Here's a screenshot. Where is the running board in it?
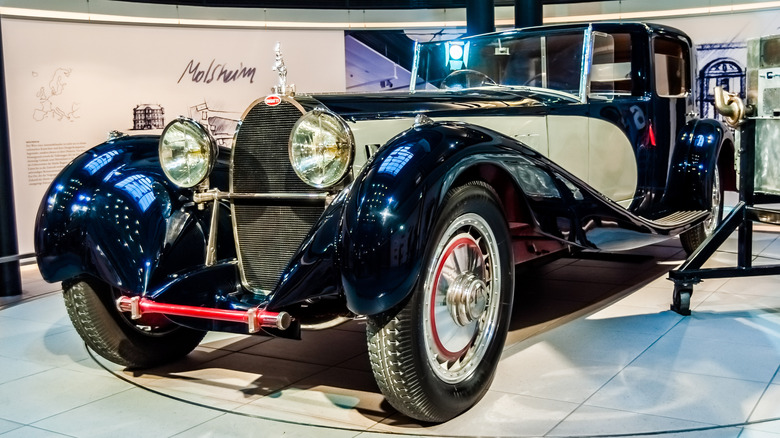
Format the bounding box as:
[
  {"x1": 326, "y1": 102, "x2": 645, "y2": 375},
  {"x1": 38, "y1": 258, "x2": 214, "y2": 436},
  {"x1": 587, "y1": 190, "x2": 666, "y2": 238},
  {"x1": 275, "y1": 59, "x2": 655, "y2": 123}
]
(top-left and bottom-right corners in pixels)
[
  {"x1": 643, "y1": 210, "x2": 708, "y2": 228},
  {"x1": 116, "y1": 296, "x2": 292, "y2": 333}
]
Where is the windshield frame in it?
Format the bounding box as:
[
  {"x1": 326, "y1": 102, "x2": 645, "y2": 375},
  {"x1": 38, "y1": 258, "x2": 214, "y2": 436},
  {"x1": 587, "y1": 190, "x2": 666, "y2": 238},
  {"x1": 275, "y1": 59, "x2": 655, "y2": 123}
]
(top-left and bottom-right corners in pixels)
[{"x1": 410, "y1": 24, "x2": 596, "y2": 103}]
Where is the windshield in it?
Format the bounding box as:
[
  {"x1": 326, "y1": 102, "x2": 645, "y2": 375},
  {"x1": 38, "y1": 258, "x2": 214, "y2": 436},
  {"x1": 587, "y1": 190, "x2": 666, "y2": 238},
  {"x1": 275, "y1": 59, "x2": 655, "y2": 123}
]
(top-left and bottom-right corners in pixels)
[{"x1": 411, "y1": 28, "x2": 590, "y2": 98}]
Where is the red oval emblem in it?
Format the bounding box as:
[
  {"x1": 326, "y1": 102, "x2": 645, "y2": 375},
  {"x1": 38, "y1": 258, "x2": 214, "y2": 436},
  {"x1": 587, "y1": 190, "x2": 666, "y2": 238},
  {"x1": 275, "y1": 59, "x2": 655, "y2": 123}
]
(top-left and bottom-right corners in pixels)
[{"x1": 265, "y1": 95, "x2": 282, "y2": 106}]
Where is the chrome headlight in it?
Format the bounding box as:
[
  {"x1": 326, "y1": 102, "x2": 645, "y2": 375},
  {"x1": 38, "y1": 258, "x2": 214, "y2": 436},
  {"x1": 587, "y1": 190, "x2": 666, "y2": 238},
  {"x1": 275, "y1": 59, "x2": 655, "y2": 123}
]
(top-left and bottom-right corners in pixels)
[
  {"x1": 159, "y1": 118, "x2": 217, "y2": 188},
  {"x1": 289, "y1": 109, "x2": 354, "y2": 189}
]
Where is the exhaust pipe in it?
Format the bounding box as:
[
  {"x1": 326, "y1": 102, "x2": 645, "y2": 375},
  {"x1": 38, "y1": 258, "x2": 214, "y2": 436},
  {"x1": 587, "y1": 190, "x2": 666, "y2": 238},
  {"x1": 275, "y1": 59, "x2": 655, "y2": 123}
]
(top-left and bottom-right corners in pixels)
[{"x1": 116, "y1": 296, "x2": 292, "y2": 333}]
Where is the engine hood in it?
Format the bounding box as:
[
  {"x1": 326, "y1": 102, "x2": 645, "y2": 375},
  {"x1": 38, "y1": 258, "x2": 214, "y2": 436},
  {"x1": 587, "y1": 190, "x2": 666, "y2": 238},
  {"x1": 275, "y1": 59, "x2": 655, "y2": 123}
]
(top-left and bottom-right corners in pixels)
[{"x1": 305, "y1": 88, "x2": 575, "y2": 121}]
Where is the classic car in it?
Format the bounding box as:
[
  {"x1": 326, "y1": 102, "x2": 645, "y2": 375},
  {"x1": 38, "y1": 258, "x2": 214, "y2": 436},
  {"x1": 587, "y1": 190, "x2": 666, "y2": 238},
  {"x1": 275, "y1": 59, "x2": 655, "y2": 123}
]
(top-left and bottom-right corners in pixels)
[{"x1": 35, "y1": 22, "x2": 735, "y2": 422}]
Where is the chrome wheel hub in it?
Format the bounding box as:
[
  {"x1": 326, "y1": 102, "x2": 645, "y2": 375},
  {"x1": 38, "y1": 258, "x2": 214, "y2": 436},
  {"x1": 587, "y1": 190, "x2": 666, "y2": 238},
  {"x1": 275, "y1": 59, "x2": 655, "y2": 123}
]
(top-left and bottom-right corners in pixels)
[{"x1": 447, "y1": 272, "x2": 488, "y2": 326}]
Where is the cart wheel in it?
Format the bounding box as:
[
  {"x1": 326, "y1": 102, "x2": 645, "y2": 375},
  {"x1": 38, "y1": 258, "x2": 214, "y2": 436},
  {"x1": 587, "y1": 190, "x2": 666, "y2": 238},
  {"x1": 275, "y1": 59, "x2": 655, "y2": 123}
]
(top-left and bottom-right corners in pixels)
[
  {"x1": 367, "y1": 181, "x2": 513, "y2": 422},
  {"x1": 63, "y1": 277, "x2": 206, "y2": 368},
  {"x1": 671, "y1": 283, "x2": 693, "y2": 316},
  {"x1": 681, "y1": 164, "x2": 723, "y2": 255}
]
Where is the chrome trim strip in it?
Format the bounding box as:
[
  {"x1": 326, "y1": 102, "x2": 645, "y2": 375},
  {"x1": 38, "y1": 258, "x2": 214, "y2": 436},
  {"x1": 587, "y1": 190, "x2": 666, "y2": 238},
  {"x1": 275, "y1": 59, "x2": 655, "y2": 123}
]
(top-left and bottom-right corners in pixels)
[
  {"x1": 205, "y1": 195, "x2": 220, "y2": 267},
  {"x1": 195, "y1": 190, "x2": 328, "y2": 203},
  {"x1": 580, "y1": 25, "x2": 594, "y2": 104},
  {"x1": 410, "y1": 41, "x2": 421, "y2": 93}
]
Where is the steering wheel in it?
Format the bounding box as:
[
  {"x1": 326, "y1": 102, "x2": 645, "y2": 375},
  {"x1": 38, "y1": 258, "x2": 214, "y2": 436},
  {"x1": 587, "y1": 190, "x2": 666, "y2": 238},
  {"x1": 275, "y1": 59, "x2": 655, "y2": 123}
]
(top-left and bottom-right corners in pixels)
[{"x1": 442, "y1": 70, "x2": 497, "y2": 90}]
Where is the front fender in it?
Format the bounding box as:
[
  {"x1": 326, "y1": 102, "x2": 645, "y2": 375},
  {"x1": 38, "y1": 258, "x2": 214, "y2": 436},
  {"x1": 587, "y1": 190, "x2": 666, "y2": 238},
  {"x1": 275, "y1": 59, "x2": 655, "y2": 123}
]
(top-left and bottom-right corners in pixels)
[
  {"x1": 34, "y1": 136, "x2": 211, "y2": 294},
  {"x1": 340, "y1": 122, "x2": 515, "y2": 315},
  {"x1": 665, "y1": 119, "x2": 732, "y2": 211}
]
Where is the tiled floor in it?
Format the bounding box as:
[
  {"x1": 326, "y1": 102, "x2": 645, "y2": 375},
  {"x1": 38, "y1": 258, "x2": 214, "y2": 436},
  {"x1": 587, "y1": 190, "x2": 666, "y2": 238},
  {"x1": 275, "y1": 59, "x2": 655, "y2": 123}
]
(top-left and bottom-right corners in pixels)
[{"x1": 1, "y1": 229, "x2": 779, "y2": 437}]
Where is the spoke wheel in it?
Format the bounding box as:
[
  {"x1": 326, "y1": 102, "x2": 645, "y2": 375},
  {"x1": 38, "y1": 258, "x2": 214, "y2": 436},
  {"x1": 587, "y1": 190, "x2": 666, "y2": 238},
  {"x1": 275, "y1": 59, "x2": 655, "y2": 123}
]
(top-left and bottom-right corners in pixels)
[
  {"x1": 367, "y1": 181, "x2": 513, "y2": 422},
  {"x1": 64, "y1": 277, "x2": 206, "y2": 368},
  {"x1": 681, "y1": 164, "x2": 723, "y2": 255}
]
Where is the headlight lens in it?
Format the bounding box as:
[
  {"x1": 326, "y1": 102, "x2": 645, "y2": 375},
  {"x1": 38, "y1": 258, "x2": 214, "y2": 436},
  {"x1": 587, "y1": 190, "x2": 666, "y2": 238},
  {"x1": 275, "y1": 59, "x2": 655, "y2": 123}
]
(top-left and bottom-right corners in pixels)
[
  {"x1": 159, "y1": 118, "x2": 216, "y2": 188},
  {"x1": 289, "y1": 109, "x2": 354, "y2": 188}
]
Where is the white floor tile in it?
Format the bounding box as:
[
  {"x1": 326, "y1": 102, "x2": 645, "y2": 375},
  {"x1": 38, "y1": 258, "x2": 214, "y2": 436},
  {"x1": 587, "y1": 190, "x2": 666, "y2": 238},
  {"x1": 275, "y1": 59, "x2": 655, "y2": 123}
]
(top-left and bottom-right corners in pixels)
[
  {"x1": 141, "y1": 352, "x2": 327, "y2": 403},
  {"x1": 172, "y1": 412, "x2": 361, "y2": 438},
  {"x1": 493, "y1": 342, "x2": 624, "y2": 403},
  {"x1": 665, "y1": 311, "x2": 780, "y2": 349},
  {"x1": 715, "y1": 276, "x2": 780, "y2": 298},
  {"x1": 0, "y1": 356, "x2": 52, "y2": 385},
  {"x1": 526, "y1": 319, "x2": 661, "y2": 366},
  {"x1": 0, "y1": 327, "x2": 90, "y2": 367},
  {"x1": 718, "y1": 231, "x2": 776, "y2": 255},
  {"x1": 585, "y1": 366, "x2": 767, "y2": 425},
  {"x1": 0, "y1": 316, "x2": 70, "y2": 342},
  {"x1": 739, "y1": 429, "x2": 780, "y2": 438},
  {"x1": 745, "y1": 384, "x2": 780, "y2": 435},
  {"x1": 579, "y1": 304, "x2": 685, "y2": 336},
  {"x1": 0, "y1": 426, "x2": 74, "y2": 438},
  {"x1": 0, "y1": 368, "x2": 132, "y2": 424},
  {"x1": 630, "y1": 333, "x2": 780, "y2": 383},
  {"x1": 34, "y1": 388, "x2": 224, "y2": 438},
  {"x1": 241, "y1": 367, "x2": 388, "y2": 427},
  {"x1": 548, "y1": 405, "x2": 741, "y2": 437},
  {"x1": 0, "y1": 418, "x2": 22, "y2": 435},
  {"x1": 376, "y1": 391, "x2": 579, "y2": 437},
  {"x1": 0, "y1": 295, "x2": 69, "y2": 327}
]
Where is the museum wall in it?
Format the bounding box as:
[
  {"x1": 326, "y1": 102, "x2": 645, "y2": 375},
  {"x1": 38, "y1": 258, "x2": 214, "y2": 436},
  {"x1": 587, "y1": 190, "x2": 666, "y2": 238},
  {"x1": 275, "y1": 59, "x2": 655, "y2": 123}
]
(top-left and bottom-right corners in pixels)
[{"x1": 1, "y1": 17, "x2": 346, "y2": 254}]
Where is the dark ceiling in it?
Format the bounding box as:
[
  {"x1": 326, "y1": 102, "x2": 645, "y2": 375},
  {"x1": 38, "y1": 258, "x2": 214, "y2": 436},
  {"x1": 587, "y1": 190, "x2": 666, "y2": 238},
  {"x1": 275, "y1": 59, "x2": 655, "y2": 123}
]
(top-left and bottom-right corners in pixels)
[{"x1": 117, "y1": 0, "x2": 606, "y2": 10}]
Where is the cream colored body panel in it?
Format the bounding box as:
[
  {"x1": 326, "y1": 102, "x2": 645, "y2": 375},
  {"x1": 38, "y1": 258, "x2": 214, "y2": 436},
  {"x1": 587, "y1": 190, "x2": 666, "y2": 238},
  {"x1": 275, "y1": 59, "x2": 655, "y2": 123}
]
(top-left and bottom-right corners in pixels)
[{"x1": 348, "y1": 113, "x2": 637, "y2": 206}]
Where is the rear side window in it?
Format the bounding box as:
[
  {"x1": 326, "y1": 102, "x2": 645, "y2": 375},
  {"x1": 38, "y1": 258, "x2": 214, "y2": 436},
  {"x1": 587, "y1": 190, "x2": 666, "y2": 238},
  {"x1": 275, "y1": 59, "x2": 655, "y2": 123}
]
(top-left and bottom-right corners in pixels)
[
  {"x1": 654, "y1": 37, "x2": 691, "y2": 97},
  {"x1": 590, "y1": 32, "x2": 634, "y2": 97}
]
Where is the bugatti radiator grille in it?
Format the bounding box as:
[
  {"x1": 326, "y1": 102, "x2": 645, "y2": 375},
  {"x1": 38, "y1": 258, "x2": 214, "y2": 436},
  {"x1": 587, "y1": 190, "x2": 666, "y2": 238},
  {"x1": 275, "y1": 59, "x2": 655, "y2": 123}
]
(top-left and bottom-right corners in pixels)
[{"x1": 231, "y1": 100, "x2": 323, "y2": 292}]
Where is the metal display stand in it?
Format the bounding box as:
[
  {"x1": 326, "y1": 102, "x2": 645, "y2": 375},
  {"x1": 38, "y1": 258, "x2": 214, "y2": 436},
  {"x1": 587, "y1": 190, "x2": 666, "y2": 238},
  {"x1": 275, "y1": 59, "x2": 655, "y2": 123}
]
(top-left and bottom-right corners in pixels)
[{"x1": 669, "y1": 117, "x2": 780, "y2": 315}]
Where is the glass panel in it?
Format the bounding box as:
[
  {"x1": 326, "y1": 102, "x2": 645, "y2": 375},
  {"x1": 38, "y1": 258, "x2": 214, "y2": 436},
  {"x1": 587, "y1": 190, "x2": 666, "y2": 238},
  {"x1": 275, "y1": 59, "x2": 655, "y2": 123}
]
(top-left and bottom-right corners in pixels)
[
  {"x1": 589, "y1": 33, "x2": 635, "y2": 97},
  {"x1": 654, "y1": 37, "x2": 690, "y2": 97},
  {"x1": 412, "y1": 29, "x2": 586, "y2": 98}
]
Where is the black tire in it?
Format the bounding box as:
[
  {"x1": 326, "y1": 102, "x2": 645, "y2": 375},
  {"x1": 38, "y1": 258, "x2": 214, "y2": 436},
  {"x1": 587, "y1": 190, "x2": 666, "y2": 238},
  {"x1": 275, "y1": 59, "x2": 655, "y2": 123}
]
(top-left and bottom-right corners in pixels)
[
  {"x1": 681, "y1": 164, "x2": 723, "y2": 255},
  {"x1": 63, "y1": 278, "x2": 206, "y2": 368},
  {"x1": 367, "y1": 181, "x2": 514, "y2": 422}
]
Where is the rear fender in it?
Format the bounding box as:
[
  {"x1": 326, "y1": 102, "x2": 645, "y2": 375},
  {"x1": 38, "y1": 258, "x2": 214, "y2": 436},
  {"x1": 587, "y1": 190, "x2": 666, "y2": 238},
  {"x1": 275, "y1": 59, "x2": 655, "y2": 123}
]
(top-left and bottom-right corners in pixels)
[{"x1": 665, "y1": 119, "x2": 733, "y2": 211}]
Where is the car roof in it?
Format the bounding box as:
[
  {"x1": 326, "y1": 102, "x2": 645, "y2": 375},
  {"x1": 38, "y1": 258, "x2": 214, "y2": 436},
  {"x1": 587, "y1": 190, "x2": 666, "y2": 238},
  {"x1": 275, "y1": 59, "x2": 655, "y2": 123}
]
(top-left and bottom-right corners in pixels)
[{"x1": 454, "y1": 21, "x2": 691, "y2": 46}]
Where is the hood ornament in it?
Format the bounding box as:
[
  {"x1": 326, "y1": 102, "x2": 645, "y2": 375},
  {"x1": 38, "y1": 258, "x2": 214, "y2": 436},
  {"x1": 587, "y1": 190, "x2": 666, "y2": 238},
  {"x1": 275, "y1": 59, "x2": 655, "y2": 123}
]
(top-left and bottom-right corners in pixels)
[{"x1": 271, "y1": 42, "x2": 295, "y2": 96}]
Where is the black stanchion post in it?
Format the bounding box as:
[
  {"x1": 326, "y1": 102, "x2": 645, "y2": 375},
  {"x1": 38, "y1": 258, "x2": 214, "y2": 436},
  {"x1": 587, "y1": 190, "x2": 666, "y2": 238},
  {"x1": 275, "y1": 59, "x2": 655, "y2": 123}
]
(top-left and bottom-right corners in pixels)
[
  {"x1": 0, "y1": 18, "x2": 23, "y2": 297},
  {"x1": 466, "y1": 0, "x2": 495, "y2": 37},
  {"x1": 515, "y1": 0, "x2": 543, "y2": 28}
]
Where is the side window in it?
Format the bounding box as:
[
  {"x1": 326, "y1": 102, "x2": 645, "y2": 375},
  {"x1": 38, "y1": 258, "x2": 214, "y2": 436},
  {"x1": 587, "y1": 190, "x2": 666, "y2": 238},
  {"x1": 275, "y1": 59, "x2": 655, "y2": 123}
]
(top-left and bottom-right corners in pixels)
[
  {"x1": 654, "y1": 37, "x2": 691, "y2": 97},
  {"x1": 590, "y1": 32, "x2": 634, "y2": 97}
]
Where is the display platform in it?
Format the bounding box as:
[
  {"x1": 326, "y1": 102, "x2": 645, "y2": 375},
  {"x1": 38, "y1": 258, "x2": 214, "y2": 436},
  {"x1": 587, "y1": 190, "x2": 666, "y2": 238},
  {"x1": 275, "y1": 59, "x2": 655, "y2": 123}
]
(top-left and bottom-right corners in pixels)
[{"x1": 1, "y1": 230, "x2": 779, "y2": 437}]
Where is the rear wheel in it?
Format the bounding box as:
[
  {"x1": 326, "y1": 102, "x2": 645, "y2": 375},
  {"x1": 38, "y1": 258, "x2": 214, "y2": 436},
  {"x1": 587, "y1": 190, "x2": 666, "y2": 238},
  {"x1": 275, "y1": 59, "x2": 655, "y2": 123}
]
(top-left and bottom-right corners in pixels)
[
  {"x1": 367, "y1": 182, "x2": 513, "y2": 422},
  {"x1": 681, "y1": 165, "x2": 723, "y2": 255},
  {"x1": 63, "y1": 278, "x2": 206, "y2": 368}
]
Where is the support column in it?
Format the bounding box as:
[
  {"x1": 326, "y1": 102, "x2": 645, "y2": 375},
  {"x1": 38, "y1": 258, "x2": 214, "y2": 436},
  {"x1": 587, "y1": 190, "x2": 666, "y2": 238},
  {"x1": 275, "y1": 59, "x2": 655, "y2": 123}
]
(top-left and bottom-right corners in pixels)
[
  {"x1": 0, "y1": 18, "x2": 22, "y2": 297},
  {"x1": 515, "y1": 0, "x2": 543, "y2": 28},
  {"x1": 466, "y1": 0, "x2": 495, "y2": 36}
]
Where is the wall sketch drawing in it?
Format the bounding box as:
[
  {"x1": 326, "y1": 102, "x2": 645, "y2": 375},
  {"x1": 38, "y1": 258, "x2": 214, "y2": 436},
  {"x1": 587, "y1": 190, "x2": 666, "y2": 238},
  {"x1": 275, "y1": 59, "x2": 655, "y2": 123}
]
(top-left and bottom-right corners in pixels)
[
  {"x1": 696, "y1": 43, "x2": 747, "y2": 120},
  {"x1": 33, "y1": 68, "x2": 80, "y2": 122},
  {"x1": 133, "y1": 104, "x2": 165, "y2": 130},
  {"x1": 189, "y1": 102, "x2": 241, "y2": 148}
]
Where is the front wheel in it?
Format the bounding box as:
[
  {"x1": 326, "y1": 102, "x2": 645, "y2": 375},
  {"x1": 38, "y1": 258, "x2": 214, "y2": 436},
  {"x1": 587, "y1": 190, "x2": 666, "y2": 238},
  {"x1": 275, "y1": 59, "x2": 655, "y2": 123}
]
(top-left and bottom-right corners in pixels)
[
  {"x1": 367, "y1": 181, "x2": 513, "y2": 422},
  {"x1": 63, "y1": 278, "x2": 206, "y2": 368},
  {"x1": 681, "y1": 164, "x2": 723, "y2": 255}
]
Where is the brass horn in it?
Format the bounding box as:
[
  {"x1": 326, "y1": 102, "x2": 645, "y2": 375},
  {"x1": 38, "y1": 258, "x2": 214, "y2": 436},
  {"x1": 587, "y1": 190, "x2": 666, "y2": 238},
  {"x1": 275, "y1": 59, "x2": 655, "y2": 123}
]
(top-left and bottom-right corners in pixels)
[{"x1": 713, "y1": 86, "x2": 745, "y2": 128}]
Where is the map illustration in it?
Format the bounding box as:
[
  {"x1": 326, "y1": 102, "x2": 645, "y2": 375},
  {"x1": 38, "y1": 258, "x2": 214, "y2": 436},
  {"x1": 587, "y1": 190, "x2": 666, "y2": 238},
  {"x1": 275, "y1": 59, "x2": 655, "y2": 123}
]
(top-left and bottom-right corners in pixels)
[{"x1": 33, "y1": 68, "x2": 80, "y2": 122}]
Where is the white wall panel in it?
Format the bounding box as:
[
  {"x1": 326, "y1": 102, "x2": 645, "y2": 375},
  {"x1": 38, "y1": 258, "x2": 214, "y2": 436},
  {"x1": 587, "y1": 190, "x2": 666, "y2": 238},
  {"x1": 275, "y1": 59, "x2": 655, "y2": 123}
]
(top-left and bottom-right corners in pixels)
[{"x1": 1, "y1": 17, "x2": 345, "y2": 254}]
